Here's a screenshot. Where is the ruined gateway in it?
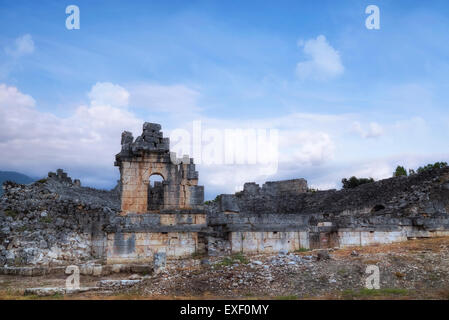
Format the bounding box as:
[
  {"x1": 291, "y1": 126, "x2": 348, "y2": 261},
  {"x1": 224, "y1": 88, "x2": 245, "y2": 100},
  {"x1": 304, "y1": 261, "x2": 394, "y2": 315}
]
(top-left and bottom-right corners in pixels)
[{"x1": 1, "y1": 122, "x2": 449, "y2": 271}]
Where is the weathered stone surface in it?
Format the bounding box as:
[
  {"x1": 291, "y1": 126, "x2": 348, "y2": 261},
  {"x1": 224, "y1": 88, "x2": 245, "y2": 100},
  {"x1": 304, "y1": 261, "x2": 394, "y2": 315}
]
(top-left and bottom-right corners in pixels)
[
  {"x1": 115, "y1": 122, "x2": 204, "y2": 214},
  {"x1": 154, "y1": 252, "x2": 166, "y2": 272}
]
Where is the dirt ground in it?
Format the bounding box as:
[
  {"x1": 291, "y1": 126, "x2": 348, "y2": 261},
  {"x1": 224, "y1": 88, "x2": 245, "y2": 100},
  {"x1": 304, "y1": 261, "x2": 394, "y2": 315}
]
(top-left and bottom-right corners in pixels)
[{"x1": 1, "y1": 237, "x2": 449, "y2": 300}]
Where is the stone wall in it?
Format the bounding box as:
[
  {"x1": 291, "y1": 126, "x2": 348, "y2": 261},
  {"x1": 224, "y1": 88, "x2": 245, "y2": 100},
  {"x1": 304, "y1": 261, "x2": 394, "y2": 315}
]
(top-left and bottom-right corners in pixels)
[
  {"x1": 0, "y1": 175, "x2": 117, "y2": 267},
  {"x1": 106, "y1": 232, "x2": 201, "y2": 264},
  {"x1": 208, "y1": 167, "x2": 449, "y2": 254},
  {"x1": 219, "y1": 179, "x2": 308, "y2": 214},
  {"x1": 230, "y1": 231, "x2": 309, "y2": 254},
  {"x1": 102, "y1": 211, "x2": 208, "y2": 264}
]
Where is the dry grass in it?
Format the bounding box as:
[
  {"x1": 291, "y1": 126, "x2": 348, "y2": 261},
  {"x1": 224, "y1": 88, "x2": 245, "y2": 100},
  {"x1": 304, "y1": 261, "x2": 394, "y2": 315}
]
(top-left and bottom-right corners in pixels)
[{"x1": 333, "y1": 237, "x2": 449, "y2": 258}]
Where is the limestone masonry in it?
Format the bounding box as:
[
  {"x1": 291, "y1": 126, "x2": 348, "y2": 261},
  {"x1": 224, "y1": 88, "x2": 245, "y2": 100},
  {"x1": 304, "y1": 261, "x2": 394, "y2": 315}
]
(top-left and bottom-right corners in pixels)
[
  {"x1": 1, "y1": 122, "x2": 449, "y2": 272},
  {"x1": 115, "y1": 122, "x2": 204, "y2": 214}
]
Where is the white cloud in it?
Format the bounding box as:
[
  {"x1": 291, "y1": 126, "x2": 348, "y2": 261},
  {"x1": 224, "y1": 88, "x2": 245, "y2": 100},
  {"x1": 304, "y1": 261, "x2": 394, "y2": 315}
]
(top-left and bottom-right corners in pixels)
[
  {"x1": 0, "y1": 83, "x2": 141, "y2": 186},
  {"x1": 0, "y1": 82, "x2": 443, "y2": 195},
  {"x1": 0, "y1": 81, "x2": 205, "y2": 187},
  {"x1": 88, "y1": 82, "x2": 129, "y2": 108},
  {"x1": 5, "y1": 34, "x2": 35, "y2": 58},
  {"x1": 352, "y1": 121, "x2": 384, "y2": 138},
  {"x1": 129, "y1": 84, "x2": 201, "y2": 113},
  {"x1": 280, "y1": 131, "x2": 335, "y2": 165},
  {"x1": 0, "y1": 83, "x2": 35, "y2": 108},
  {"x1": 296, "y1": 35, "x2": 344, "y2": 81},
  {"x1": 393, "y1": 117, "x2": 426, "y2": 131},
  {"x1": 166, "y1": 116, "x2": 338, "y2": 193}
]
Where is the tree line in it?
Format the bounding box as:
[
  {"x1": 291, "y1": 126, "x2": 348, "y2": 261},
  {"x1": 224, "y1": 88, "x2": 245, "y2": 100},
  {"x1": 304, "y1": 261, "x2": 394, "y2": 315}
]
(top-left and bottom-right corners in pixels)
[{"x1": 341, "y1": 161, "x2": 448, "y2": 190}]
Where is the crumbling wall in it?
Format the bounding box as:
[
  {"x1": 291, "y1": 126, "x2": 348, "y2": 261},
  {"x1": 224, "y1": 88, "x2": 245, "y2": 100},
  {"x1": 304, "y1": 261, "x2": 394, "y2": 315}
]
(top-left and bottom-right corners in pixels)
[
  {"x1": 115, "y1": 123, "x2": 204, "y2": 214},
  {"x1": 219, "y1": 179, "x2": 308, "y2": 214},
  {"x1": 0, "y1": 172, "x2": 118, "y2": 267}
]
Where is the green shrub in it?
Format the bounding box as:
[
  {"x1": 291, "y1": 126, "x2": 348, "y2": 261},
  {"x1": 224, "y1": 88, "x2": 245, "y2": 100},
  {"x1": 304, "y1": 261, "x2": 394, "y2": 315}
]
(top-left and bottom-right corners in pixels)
[
  {"x1": 393, "y1": 166, "x2": 407, "y2": 177},
  {"x1": 232, "y1": 252, "x2": 249, "y2": 264},
  {"x1": 218, "y1": 252, "x2": 249, "y2": 266},
  {"x1": 417, "y1": 162, "x2": 448, "y2": 174},
  {"x1": 341, "y1": 176, "x2": 375, "y2": 189},
  {"x1": 204, "y1": 195, "x2": 220, "y2": 205}
]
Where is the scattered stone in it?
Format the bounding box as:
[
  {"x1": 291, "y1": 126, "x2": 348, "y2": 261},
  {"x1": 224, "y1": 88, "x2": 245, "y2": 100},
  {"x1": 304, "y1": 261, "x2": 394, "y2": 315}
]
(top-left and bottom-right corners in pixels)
[
  {"x1": 98, "y1": 279, "x2": 141, "y2": 289},
  {"x1": 351, "y1": 250, "x2": 359, "y2": 257},
  {"x1": 200, "y1": 259, "x2": 210, "y2": 265},
  {"x1": 278, "y1": 250, "x2": 288, "y2": 255},
  {"x1": 24, "y1": 287, "x2": 100, "y2": 297},
  {"x1": 317, "y1": 250, "x2": 330, "y2": 261}
]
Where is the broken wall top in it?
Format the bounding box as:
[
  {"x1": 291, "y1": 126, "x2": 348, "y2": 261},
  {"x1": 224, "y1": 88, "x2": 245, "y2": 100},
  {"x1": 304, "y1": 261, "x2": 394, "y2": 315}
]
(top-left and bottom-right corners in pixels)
[
  {"x1": 115, "y1": 122, "x2": 170, "y2": 164},
  {"x1": 215, "y1": 167, "x2": 449, "y2": 217}
]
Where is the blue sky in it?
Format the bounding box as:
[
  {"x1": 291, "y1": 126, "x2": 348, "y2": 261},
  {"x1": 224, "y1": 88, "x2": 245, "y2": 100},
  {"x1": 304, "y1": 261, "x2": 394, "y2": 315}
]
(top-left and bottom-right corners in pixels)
[{"x1": 1, "y1": 0, "x2": 449, "y2": 199}]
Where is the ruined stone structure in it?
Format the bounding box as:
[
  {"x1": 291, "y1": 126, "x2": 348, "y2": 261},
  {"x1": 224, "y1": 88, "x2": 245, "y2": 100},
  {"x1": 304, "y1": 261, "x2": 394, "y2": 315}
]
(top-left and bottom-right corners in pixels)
[
  {"x1": 208, "y1": 169, "x2": 449, "y2": 255},
  {"x1": 115, "y1": 122, "x2": 204, "y2": 214},
  {"x1": 48, "y1": 169, "x2": 81, "y2": 187},
  {"x1": 105, "y1": 123, "x2": 207, "y2": 264},
  {"x1": 1, "y1": 122, "x2": 449, "y2": 272}
]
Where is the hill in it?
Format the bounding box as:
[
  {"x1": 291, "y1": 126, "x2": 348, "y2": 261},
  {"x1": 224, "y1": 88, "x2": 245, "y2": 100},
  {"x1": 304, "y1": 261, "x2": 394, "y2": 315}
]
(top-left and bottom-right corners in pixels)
[{"x1": 0, "y1": 171, "x2": 35, "y2": 196}]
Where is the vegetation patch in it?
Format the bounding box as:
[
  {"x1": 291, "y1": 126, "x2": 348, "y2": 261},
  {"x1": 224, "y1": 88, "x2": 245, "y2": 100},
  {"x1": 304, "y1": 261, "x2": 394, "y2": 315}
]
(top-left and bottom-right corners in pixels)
[
  {"x1": 4, "y1": 209, "x2": 18, "y2": 219},
  {"x1": 204, "y1": 195, "x2": 220, "y2": 205},
  {"x1": 191, "y1": 251, "x2": 206, "y2": 260},
  {"x1": 218, "y1": 252, "x2": 249, "y2": 266},
  {"x1": 341, "y1": 177, "x2": 375, "y2": 189},
  {"x1": 40, "y1": 216, "x2": 53, "y2": 224},
  {"x1": 295, "y1": 247, "x2": 310, "y2": 253}
]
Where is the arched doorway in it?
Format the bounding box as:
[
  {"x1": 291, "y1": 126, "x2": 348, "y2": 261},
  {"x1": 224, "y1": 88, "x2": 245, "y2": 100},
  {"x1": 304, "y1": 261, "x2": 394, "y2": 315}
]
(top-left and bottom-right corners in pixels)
[{"x1": 148, "y1": 173, "x2": 165, "y2": 211}]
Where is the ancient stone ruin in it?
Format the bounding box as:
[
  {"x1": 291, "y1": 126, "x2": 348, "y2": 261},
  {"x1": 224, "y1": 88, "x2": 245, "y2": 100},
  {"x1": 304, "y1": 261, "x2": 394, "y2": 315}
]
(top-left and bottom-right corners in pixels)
[
  {"x1": 115, "y1": 123, "x2": 204, "y2": 214},
  {"x1": 1, "y1": 122, "x2": 449, "y2": 273}
]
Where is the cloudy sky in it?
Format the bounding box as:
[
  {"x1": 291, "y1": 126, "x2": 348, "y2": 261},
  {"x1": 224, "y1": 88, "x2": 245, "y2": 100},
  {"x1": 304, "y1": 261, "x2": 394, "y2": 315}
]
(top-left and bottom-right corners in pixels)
[{"x1": 1, "y1": 0, "x2": 449, "y2": 199}]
